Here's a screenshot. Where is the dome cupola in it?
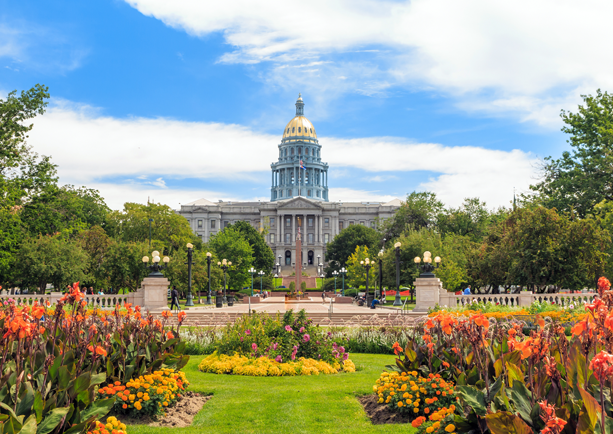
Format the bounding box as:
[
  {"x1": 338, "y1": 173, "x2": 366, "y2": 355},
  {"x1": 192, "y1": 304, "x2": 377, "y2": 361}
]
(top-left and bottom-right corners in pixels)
[{"x1": 282, "y1": 94, "x2": 317, "y2": 143}]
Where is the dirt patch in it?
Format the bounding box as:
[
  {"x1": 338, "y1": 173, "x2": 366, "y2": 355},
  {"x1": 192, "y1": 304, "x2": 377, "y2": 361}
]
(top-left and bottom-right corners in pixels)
[
  {"x1": 358, "y1": 394, "x2": 411, "y2": 425},
  {"x1": 119, "y1": 392, "x2": 211, "y2": 428}
]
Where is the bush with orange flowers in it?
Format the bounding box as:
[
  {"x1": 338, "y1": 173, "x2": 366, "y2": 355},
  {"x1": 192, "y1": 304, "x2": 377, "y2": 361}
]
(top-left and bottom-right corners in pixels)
[
  {"x1": 372, "y1": 371, "x2": 456, "y2": 419},
  {"x1": 376, "y1": 277, "x2": 613, "y2": 434},
  {"x1": 0, "y1": 282, "x2": 190, "y2": 434},
  {"x1": 89, "y1": 417, "x2": 128, "y2": 434}
]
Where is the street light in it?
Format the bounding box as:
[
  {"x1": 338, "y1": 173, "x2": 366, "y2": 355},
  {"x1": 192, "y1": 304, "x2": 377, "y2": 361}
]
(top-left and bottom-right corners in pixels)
[
  {"x1": 259, "y1": 270, "x2": 265, "y2": 294},
  {"x1": 332, "y1": 270, "x2": 338, "y2": 293},
  {"x1": 142, "y1": 251, "x2": 170, "y2": 277},
  {"x1": 217, "y1": 259, "x2": 232, "y2": 304},
  {"x1": 414, "y1": 251, "x2": 442, "y2": 278},
  {"x1": 378, "y1": 250, "x2": 385, "y2": 304},
  {"x1": 185, "y1": 243, "x2": 195, "y2": 307},
  {"x1": 361, "y1": 258, "x2": 373, "y2": 308},
  {"x1": 249, "y1": 267, "x2": 257, "y2": 296},
  {"x1": 205, "y1": 252, "x2": 212, "y2": 304},
  {"x1": 393, "y1": 242, "x2": 403, "y2": 306},
  {"x1": 339, "y1": 267, "x2": 347, "y2": 296}
]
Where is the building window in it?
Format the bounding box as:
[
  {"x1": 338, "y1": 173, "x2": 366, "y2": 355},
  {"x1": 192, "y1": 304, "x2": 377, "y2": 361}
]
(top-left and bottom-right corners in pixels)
[
  {"x1": 360, "y1": 221, "x2": 365, "y2": 225},
  {"x1": 292, "y1": 127, "x2": 295, "y2": 133},
  {"x1": 305, "y1": 148, "x2": 309, "y2": 155},
  {"x1": 298, "y1": 127, "x2": 301, "y2": 133},
  {"x1": 298, "y1": 147, "x2": 302, "y2": 155},
  {"x1": 223, "y1": 221, "x2": 229, "y2": 228},
  {"x1": 308, "y1": 233, "x2": 314, "y2": 244},
  {"x1": 349, "y1": 221, "x2": 355, "y2": 226},
  {"x1": 287, "y1": 189, "x2": 292, "y2": 197},
  {"x1": 316, "y1": 191, "x2": 320, "y2": 197},
  {"x1": 197, "y1": 219, "x2": 203, "y2": 228},
  {"x1": 285, "y1": 233, "x2": 291, "y2": 243},
  {"x1": 285, "y1": 149, "x2": 288, "y2": 156},
  {"x1": 286, "y1": 217, "x2": 291, "y2": 227},
  {"x1": 270, "y1": 233, "x2": 276, "y2": 244},
  {"x1": 339, "y1": 221, "x2": 344, "y2": 230},
  {"x1": 307, "y1": 190, "x2": 311, "y2": 197},
  {"x1": 324, "y1": 233, "x2": 329, "y2": 243},
  {"x1": 291, "y1": 148, "x2": 294, "y2": 155},
  {"x1": 270, "y1": 217, "x2": 275, "y2": 227},
  {"x1": 324, "y1": 218, "x2": 329, "y2": 227},
  {"x1": 370, "y1": 221, "x2": 375, "y2": 228},
  {"x1": 308, "y1": 218, "x2": 313, "y2": 227},
  {"x1": 211, "y1": 220, "x2": 216, "y2": 229}
]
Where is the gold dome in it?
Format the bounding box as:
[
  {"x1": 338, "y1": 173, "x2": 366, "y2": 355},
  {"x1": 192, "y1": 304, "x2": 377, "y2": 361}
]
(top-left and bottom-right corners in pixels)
[{"x1": 282, "y1": 116, "x2": 317, "y2": 139}]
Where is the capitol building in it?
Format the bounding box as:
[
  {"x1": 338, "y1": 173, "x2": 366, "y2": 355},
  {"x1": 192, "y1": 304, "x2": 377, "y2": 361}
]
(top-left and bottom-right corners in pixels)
[{"x1": 178, "y1": 95, "x2": 400, "y2": 269}]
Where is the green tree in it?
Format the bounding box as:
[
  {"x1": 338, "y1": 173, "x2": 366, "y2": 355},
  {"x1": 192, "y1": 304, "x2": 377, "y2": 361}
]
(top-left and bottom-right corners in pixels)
[
  {"x1": 531, "y1": 90, "x2": 613, "y2": 217},
  {"x1": 209, "y1": 227, "x2": 253, "y2": 292},
  {"x1": 100, "y1": 240, "x2": 150, "y2": 292},
  {"x1": 325, "y1": 224, "x2": 381, "y2": 270},
  {"x1": 76, "y1": 225, "x2": 112, "y2": 287},
  {"x1": 165, "y1": 247, "x2": 223, "y2": 298},
  {"x1": 346, "y1": 246, "x2": 377, "y2": 288},
  {"x1": 380, "y1": 191, "x2": 443, "y2": 242},
  {"x1": 107, "y1": 202, "x2": 199, "y2": 254},
  {"x1": 14, "y1": 234, "x2": 88, "y2": 293},
  {"x1": 437, "y1": 197, "x2": 490, "y2": 241},
  {"x1": 227, "y1": 221, "x2": 274, "y2": 273}
]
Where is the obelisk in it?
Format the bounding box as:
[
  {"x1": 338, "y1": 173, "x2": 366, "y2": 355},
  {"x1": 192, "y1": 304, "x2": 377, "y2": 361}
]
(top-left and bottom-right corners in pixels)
[{"x1": 296, "y1": 218, "x2": 302, "y2": 293}]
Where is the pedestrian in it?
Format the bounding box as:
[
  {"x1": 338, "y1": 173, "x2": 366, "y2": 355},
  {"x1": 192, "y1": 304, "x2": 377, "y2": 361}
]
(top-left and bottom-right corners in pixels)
[
  {"x1": 321, "y1": 291, "x2": 326, "y2": 303},
  {"x1": 382, "y1": 288, "x2": 386, "y2": 303},
  {"x1": 463, "y1": 285, "x2": 471, "y2": 295},
  {"x1": 170, "y1": 286, "x2": 180, "y2": 311}
]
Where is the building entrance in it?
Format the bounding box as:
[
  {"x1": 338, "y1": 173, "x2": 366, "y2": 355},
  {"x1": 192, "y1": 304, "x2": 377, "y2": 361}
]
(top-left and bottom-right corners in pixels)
[
  {"x1": 308, "y1": 250, "x2": 314, "y2": 265},
  {"x1": 285, "y1": 250, "x2": 291, "y2": 265}
]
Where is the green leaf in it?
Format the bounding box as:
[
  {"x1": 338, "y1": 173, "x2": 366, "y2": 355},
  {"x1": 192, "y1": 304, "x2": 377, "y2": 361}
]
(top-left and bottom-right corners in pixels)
[
  {"x1": 486, "y1": 376, "x2": 503, "y2": 403},
  {"x1": 33, "y1": 392, "x2": 43, "y2": 423},
  {"x1": 73, "y1": 373, "x2": 91, "y2": 395},
  {"x1": 457, "y1": 385, "x2": 487, "y2": 416},
  {"x1": 78, "y1": 398, "x2": 114, "y2": 424},
  {"x1": 579, "y1": 385, "x2": 601, "y2": 430},
  {"x1": 20, "y1": 415, "x2": 37, "y2": 434},
  {"x1": 485, "y1": 411, "x2": 533, "y2": 434},
  {"x1": 58, "y1": 366, "x2": 70, "y2": 390},
  {"x1": 36, "y1": 406, "x2": 70, "y2": 434},
  {"x1": 405, "y1": 346, "x2": 417, "y2": 363},
  {"x1": 506, "y1": 362, "x2": 524, "y2": 387},
  {"x1": 595, "y1": 415, "x2": 613, "y2": 434},
  {"x1": 506, "y1": 381, "x2": 533, "y2": 424},
  {"x1": 16, "y1": 383, "x2": 35, "y2": 417},
  {"x1": 0, "y1": 402, "x2": 22, "y2": 422},
  {"x1": 90, "y1": 373, "x2": 106, "y2": 386}
]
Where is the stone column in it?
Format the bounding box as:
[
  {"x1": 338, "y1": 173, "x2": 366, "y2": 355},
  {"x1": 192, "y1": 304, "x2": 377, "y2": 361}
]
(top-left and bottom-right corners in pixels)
[
  {"x1": 315, "y1": 214, "x2": 319, "y2": 243},
  {"x1": 292, "y1": 214, "x2": 295, "y2": 246},
  {"x1": 413, "y1": 277, "x2": 443, "y2": 313},
  {"x1": 278, "y1": 213, "x2": 282, "y2": 245}
]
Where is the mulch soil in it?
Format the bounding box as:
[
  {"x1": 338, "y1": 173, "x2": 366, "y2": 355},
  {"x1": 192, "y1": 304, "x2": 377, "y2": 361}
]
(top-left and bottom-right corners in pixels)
[
  {"x1": 119, "y1": 392, "x2": 211, "y2": 427},
  {"x1": 358, "y1": 394, "x2": 411, "y2": 425}
]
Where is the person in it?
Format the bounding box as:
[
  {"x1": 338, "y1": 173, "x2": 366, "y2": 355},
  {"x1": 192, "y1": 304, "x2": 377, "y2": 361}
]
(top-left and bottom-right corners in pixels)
[
  {"x1": 321, "y1": 291, "x2": 326, "y2": 303},
  {"x1": 98, "y1": 289, "x2": 104, "y2": 295},
  {"x1": 170, "y1": 286, "x2": 180, "y2": 311},
  {"x1": 371, "y1": 298, "x2": 380, "y2": 309},
  {"x1": 463, "y1": 285, "x2": 471, "y2": 295},
  {"x1": 382, "y1": 288, "x2": 386, "y2": 303}
]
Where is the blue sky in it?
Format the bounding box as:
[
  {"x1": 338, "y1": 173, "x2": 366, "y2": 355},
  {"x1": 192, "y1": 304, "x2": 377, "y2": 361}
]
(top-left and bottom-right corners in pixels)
[{"x1": 2, "y1": 0, "x2": 609, "y2": 210}]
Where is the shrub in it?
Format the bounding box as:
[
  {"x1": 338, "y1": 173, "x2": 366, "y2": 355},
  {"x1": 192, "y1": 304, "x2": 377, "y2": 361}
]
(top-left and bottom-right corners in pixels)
[
  {"x1": 289, "y1": 282, "x2": 296, "y2": 291},
  {"x1": 198, "y1": 353, "x2": 355, "y2": 376},
  {"x1": 92, "y1": 417, "x2": 128, "y2": 434},
  {"x1": 110, "y1": 368, "x2": 189, "y2": 417}
]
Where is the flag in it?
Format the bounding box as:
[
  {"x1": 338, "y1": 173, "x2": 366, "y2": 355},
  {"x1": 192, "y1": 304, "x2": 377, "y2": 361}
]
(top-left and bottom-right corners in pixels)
[{"x1": 300, "y1": 160, "x2": 306, "y2": 170}]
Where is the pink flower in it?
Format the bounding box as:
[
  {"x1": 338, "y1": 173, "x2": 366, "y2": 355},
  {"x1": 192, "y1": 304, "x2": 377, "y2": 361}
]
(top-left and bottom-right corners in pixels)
[
  {"x1": 339, "y1": 346, "x2": 345, "y2": 353},
  {"x1": 343, "y1": 353, "x2": 349, "y2": 361},
  {"x1": 303, "y1": 334, "x2": 310, "y2": 342},
  {"x1": 272, "y1": 342, "x2": 278, "y2": 350},
  {"x1": 252, "y1": 343, "x2": 258, "y2": 351},
  {"x1": 299, "y1": 327, "x2": 305, "y2": 333},
  {"x1": 285, "y1": 325, "x2": 292, "y2": 332},
  {"x1": 245, "y1": 329, "x2": 251, "y2": 335},
  {"x1": 275, "y1": 355, "x2": 282, "y2": 363}
]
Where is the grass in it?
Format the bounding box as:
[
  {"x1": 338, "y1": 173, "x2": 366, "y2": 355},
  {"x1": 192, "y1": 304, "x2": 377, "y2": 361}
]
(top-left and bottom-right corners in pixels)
[{"x1": 127, "y1": 353, "x2": 417, "y2": 434}]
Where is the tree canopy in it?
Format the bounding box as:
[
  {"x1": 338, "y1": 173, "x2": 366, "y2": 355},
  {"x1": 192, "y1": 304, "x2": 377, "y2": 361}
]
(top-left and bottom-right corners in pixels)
[
  {"x1": 325, "y1": 224, "x2": 381, "y2": 270},
  {"x1": 226, "y1": 221, "x2": 275, "y2": 273}
]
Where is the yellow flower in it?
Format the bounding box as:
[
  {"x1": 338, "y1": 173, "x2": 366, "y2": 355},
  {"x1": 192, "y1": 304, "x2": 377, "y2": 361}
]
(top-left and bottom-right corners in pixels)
[
  {"x1": 426, "y1": 428, "x2": 434, "y2": 433},
  {"x1": 413, "y1": 408, "x2": 419, "y2": 413},
  {"x1": 445, "y1": 425, "x2": 456, "y2": 432},
  {"x1": 397, "y1": 402, "x2": 404, "y2": 407}
]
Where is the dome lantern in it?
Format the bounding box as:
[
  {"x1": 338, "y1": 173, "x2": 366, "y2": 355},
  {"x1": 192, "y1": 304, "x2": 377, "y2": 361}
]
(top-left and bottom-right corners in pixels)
[{"x1": 295, "y1": 93, "x2": 304, "y2": 116}]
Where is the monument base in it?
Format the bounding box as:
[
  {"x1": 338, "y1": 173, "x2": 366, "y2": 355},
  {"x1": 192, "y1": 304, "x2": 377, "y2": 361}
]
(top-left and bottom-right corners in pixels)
[
  {"x1": 413, "y1": 277, "x2": 443, "y2": 312},
  {"x1": 140, "y1": 276, "x2": 170, "y2": 311}
]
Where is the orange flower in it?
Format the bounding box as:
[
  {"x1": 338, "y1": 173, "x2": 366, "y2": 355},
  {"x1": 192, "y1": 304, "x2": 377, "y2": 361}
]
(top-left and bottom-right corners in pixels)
[
  {"x1": 178, "y1": 311, "x2": 187, "y2": 323},
  {"x1": 514, "y1": 338, "x2": 533, "y2": 359},
  {"x1": 162, "y1": 310, "x2": 172, "y2": 319},
  {"x1": 571, "y1": 320, "x2": 587, "y2": 336},
  {"x1": 166, "y1": 331, "x2": 174, "y2": 339},
  {"x1": 88, "y1": 345, "x2": 108, "y2": 357}
]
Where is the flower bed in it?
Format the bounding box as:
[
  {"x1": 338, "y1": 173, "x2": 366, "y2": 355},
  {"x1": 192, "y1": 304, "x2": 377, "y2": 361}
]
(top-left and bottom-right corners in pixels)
[
  {"x1": 0, "y1": 282, "x2": 189, "y2": 434},
  {"x1": 197, "y1": 309, "x2": 354, "y2": 376}
]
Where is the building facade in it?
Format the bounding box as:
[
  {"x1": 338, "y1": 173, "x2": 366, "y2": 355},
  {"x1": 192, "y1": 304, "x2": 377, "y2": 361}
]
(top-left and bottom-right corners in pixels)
[{"x1": 177, "y1": 95, "x2": 401, "y2": 271}]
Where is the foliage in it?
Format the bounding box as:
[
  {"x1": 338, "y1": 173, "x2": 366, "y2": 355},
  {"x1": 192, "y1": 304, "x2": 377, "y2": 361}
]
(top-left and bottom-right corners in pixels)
[
  {"x1": 380, "y1": 191, "x2": 443, "y2": 242},
  {"x1": 226, "y1": 221, "x2": 274, "y2": 274},
  {"x1": 208, "y1": 227, "x2": 253, "y2": 292},
  {"x1": 325, "y1": 224, "x2": 381, "y2": 270},
  {"x1": 198, "y1": 353, "x2": 355, "y2": 376},
  {"x1": 164, "y1": 248, "x2": 223, "y2": 296},
  {"x1": 346, "y1": 246, "x2": 378, "y2": 288},
  {"x1": 100, "y1": 241, "x2": 150, "y2": 293},
  {"x1": 107, "y1": 202, "x2": 199, "y2": 255},
  {"x1": 110, "y1": 368, "x2": 189, "y2": 417},
  {"x1": 436, "y1": 197, "x2": 491, "y2": 242},
  {"x1": 13, "y1": 233, "x2": 89, "y2": 293},
  {"x1": 90, "y1": 417, "x2": 128, "y2": 434},
  {"x1": 0, "y1": 285, "x2": 189, "y2": 434},
  {"x1": 212, "y1": 310, "x2": 350, "y2": 366},
  {"x1": 531, "y1": 89, "x2": 613, "y2": 217}
]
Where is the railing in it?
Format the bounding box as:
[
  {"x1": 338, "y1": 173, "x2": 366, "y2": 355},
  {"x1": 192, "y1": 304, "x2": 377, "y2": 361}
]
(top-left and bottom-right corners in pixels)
[
  {"x1": 0, "y1": 292, "x2": 135, "y2": 309},
  {"x1": 440, "y1": 291, "x2": 596, "y2": 308}
]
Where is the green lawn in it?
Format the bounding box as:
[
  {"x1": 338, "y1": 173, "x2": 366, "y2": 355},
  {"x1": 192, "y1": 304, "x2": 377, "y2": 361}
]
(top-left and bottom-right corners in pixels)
[{"x1": 128, "y1": 353, "x2": 417, "y2": 434}]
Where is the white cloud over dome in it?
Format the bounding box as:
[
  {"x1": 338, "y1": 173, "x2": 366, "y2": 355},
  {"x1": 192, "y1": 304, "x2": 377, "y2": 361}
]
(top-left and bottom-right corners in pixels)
[{"x1": 28, "y1": 101, "x2": 538, "y2": 210}]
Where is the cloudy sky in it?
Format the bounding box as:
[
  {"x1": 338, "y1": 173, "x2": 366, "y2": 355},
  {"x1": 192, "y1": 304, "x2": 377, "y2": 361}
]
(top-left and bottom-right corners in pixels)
[{"x1": 2, "y1": 0, "x2": 609, "y2": 210}]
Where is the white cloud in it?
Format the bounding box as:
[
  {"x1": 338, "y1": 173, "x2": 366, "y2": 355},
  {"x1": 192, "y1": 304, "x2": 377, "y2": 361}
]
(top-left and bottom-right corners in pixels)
[
  {"x1": 28, "y1": 101, "x2": 537, "y2": 210},
  {"x1": 125, "y1": 0, "x2": 613, "y2": 126}
]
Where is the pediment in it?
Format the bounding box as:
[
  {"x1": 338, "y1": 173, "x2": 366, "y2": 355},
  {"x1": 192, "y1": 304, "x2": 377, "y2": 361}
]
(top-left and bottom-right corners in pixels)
[{"x1": 278, "y1": 197, "x2": 323, "y2": 210}]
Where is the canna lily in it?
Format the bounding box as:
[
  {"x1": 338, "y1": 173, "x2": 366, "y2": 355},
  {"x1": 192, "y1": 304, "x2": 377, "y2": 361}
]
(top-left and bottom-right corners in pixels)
[{"x1": 88, "y1": 345, "x2": 108, "y2": 357}]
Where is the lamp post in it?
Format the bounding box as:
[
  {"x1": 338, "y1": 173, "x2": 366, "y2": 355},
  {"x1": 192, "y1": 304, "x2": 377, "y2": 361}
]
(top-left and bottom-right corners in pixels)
[
  {"x1": 217, "y1": 259, "x2": 231, "y2": 304},
  {"x1": 332, "y1": 270, "x2": 338, "y2": 293},
  {"x1": 378, "y1": 250, "x2": 384, "y2": 303},
  {"x1": 205, "y1": 252, "x2": 212, "y2": 304},
  {"x1": 393, "y1": 242, "x2": 403, "y2": 306},
  {"x1": 414, "y1": 251, "x2": 441, "y2": 278},
  {"x1": 361, "y1": 258, "x2": 373, "y2": 308},
  {"x1": 142, "y1": 250, "x2": 170, "y2": 277},
  {"x1": 259, "y1": 270, "x2": 265, "y2": 293},
  {"x1": 340, "y1": 267, "x2": 347, "y2": 296},
  {"x1": 185, "y1": 243, "x2": 195, "y2": 307},
  {"x1": 249, "y1": 267, "x2": 256, "y2": 296}
]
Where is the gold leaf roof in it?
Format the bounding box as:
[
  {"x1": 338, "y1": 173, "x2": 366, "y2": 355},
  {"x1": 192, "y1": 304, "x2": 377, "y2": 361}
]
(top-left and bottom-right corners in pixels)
[{"x1": 282, "y1": 116, "x2": 317, "y2": 139}]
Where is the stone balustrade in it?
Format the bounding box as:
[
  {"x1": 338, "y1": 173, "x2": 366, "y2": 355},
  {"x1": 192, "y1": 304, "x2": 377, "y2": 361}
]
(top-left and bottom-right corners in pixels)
[{"x1": 439, "y1": 290, "x2": 596, "y2": 309}]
